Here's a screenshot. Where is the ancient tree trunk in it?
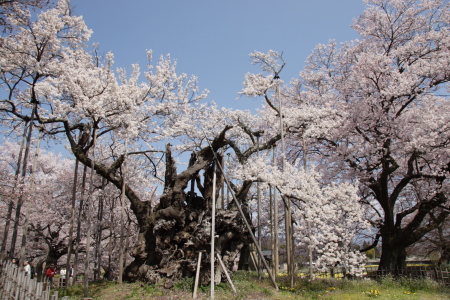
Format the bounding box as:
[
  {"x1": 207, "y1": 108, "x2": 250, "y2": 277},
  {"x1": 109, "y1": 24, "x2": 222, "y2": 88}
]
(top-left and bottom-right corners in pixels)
[
  {"x1": 66, "y1": 124, "x2": 254, "y2": 284},
  {"x1": 439, "y1": 246, "x2": 450, "y2": 266},
  {"x1": 377, "y1": 191, "x2": 448, "y2": 272},
  {"x1": 378, "y1": 228, "x2": 408, "y2": 271},
  {"x1": 122, "y1": 128, "x2": 253, "y2": 284}
]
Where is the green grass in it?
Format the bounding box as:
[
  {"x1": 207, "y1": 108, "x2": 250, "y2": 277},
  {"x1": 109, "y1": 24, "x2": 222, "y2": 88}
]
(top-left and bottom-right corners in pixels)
[{"x1": 55, "y1": 272, "x2": 450, "y2": 300}]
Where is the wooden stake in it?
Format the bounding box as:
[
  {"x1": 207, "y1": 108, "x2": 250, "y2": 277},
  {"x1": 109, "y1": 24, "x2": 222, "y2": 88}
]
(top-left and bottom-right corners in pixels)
[
  {"x1": 193, "y1": 250, "x2": 204, "y2": 299},
  {"x1": 216, "y1": 253, "x2": 236, "y2": 294}
]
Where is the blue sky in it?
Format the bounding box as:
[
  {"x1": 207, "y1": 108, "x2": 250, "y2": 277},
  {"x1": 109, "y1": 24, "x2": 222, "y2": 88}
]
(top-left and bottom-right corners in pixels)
[{"x1": 72, "y1": 0, "x2": 367, "y2": 112}]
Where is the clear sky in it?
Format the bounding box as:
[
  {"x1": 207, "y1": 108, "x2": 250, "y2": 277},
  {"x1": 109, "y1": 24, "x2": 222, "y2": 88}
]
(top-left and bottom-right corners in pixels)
[{"x1": 72, "y1": 0, "x2": 367, "y2": 112}]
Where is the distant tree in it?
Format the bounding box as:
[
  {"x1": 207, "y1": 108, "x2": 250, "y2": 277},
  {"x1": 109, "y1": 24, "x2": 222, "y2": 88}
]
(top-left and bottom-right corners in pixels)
[
  {"x1": 0, "y1": 141, "x2": 74, "y2": 264},
  {"x1": 0, "y1": 140, "x2": 140, "y2": 277}
]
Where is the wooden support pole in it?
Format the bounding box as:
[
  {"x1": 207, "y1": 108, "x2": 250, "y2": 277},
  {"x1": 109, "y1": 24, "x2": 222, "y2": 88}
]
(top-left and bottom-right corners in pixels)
[
  {"x1": 211, "y1": 159, "x2": 217, "y2": 300},
  {"x1": 233, "y1": 184, "x2": 275, "y2": 287},
  {"x1": 202, "y1": 130, "x2": 278, "y2": 290},
  {"x1": 119, "y1": 134, "x2": 128, "y2": 284},
  {"x1": 256, "y1": 133, "x2": 262, "y2": 280},
  {"x1": 210, "y1": 150, "x2": 278, "y2": 290},
  {"x1": 193, "y1": 250, "x2": 205, "y2": 299},
  {"x1": 83, "y1": 125, "x2": 98, "y2": 298},
  {"x1": 216, "y1": 253, "x2": 236, "y2": 294},
  {"x1": 272, "y1": 148, "x2": 279, "y2": 276}
]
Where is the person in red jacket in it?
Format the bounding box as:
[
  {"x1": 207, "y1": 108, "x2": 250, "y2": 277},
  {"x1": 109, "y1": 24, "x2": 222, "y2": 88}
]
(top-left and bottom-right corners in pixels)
[{"x1": 46, "y1": 266, "x2": 57, "y2": 289}]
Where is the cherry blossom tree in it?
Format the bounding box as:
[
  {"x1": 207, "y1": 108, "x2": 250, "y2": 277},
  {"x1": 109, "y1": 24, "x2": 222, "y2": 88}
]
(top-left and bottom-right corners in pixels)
[
  {"x1": 232, "y1": 152, "x2": 368, "y2": 276},
  {"x1": 0, "y1": 0, "x2": 265, "y2": 285},
  {"x1": 296, "y1": 0, "x2": 450, "y2": 271},
  {"x1": 0, "y1": 0, "x2": 94, "y2": 267},
  {"x1": 0, "y1": 139, "x2": 144, "y2": 280},
  {"x1": 5, "y1": 0, "x2": 440, "y2": 286},
  {"x1": 0, "y1": 141, "x2": 74, "y2": 264},
  {"x1": 235, "y1": 50, "x2": 373, "y2": 279}
]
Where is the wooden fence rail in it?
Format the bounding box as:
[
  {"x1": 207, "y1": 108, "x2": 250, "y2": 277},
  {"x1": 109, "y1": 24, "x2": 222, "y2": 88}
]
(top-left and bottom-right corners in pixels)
[{"x1": 0, "y1": 262, "x2": 62, "y2": 300}]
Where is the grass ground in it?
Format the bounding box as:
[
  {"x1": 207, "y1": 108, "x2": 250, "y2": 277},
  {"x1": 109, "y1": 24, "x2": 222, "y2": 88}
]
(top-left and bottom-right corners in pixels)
[{"x1": 57, "y1": 271, "x2": 450, "y2": 300}]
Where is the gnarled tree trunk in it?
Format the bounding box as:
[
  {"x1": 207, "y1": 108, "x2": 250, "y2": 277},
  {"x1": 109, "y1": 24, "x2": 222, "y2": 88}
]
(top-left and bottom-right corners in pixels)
[
  {"x1": 120, "y1": 128, "x2": 252, "y2": 284},
  {"x1": 67, "y1": 125, "x2": 254, "y2": 284}
]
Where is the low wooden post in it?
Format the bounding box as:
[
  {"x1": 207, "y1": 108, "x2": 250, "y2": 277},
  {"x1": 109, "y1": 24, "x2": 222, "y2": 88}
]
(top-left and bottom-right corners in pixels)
[
  {"x1": 193, "y1": 250, "x2": 205, "y2": 299},
  {"x1": 50, "y1": 290, "x2": 59, "y2": 300}
]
